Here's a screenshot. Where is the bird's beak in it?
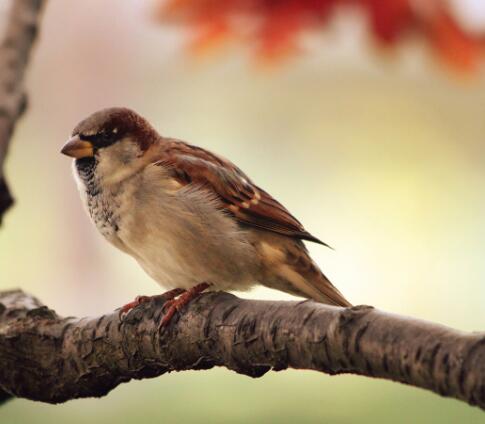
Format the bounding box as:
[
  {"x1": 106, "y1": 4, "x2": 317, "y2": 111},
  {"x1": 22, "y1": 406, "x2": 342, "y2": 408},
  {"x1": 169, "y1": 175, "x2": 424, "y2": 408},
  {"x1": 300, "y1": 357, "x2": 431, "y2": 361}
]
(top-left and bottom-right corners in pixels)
[{"x1": 60, "y1": 135, "x2": 94, "y2": 159}]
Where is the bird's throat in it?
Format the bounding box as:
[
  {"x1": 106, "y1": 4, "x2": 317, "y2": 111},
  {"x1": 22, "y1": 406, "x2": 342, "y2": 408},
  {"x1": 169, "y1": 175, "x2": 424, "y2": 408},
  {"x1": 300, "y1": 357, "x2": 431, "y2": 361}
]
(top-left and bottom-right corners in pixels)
[{"x1": 75, "y1": 156, "x2": 98, "y2": 196}]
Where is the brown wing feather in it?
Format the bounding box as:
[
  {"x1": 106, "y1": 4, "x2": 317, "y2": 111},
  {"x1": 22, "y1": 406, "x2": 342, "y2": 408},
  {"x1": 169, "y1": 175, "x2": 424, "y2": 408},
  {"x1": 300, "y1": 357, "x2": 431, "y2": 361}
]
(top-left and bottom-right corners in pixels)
[{"x1": 155, "y1": 140, "x2": 328, "y2": 245}]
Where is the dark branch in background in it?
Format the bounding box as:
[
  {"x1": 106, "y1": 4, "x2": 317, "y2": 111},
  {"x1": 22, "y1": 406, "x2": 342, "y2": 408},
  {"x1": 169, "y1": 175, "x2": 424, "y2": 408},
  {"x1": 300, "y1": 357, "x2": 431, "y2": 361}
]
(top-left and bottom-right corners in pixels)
[
  {"x1": 0, "y1": 290, "x2": 484, "y2": 409},
  {"x1": 0, "y1": 390, "x2": 12, "y2": 406},
  {"x1": 0, "y1": 0, "x2": 46, "y2": 224}
]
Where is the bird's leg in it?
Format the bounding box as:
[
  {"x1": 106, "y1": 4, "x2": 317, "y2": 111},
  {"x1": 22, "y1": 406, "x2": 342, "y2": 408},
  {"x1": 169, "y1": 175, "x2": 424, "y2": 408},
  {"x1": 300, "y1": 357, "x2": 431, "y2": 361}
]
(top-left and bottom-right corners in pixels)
[
  {"x1": 160, "y1": 282, "x2": 211, "y2": 327},
  {"x1": 119, "y1": 288, "x2": 186, "y2": 318}
]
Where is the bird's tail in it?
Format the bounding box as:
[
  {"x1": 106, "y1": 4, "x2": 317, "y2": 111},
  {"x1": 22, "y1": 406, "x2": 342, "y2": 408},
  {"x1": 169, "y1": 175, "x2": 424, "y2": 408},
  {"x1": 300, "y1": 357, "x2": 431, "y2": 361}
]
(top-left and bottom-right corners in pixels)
[
  {"x1": 276, "y1": 243, "x2": 352, "y2": 307},
  {"x1": 305, "y1": 269, "x2": 352, "y2": 307},
  {"x1": 257, "y1": 236, "x2": 352, "y2": 307}
]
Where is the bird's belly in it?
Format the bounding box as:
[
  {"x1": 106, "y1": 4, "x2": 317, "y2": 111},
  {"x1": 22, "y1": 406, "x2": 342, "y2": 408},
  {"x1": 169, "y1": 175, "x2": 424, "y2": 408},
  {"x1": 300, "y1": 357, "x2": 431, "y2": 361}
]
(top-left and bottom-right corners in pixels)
[
  {"x1": 132, "y1": 232, "x2": 256, "y2": 290},
  {"x1": 131, "y1": 231, "x2": 258, "y2": 292},
  {"x1": 118, "y1": 198, "x2": 262, "y2": 292},
  {"x1": 134, "y1": 237, "x2": 201, "y2": 290}
]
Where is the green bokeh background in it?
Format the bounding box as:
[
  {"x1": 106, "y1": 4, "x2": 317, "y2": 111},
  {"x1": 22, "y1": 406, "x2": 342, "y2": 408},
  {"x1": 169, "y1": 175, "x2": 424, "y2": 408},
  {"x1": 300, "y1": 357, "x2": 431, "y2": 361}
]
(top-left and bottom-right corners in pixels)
[{"x1": 1, "y1": 1, "x2": 485, "y2": 422}]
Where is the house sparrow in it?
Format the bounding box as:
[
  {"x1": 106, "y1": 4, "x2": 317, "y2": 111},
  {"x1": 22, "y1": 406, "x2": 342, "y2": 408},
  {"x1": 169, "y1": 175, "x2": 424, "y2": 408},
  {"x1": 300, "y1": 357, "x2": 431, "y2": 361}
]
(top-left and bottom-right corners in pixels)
[{"x1": 61, "y1": 108, "x2": 351, "y2": 323}]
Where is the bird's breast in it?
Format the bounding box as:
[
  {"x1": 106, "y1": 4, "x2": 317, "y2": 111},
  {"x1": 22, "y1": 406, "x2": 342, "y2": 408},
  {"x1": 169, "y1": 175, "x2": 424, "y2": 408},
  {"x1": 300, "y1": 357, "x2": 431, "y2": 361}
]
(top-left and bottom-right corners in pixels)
[
  {"x1": 87, "y1": 191, "x2": 121, "y2": 240},
  {"x1": 74, "y1": 158, "x2": 129, "y2": 251}
]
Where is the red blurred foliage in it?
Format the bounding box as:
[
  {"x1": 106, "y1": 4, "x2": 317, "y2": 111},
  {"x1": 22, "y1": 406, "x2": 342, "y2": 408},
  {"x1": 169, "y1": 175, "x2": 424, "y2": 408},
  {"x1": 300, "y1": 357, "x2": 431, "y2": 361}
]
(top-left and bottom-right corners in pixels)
[{"x1": 159, "y1": 0, "x2": 485, "y2": 72}]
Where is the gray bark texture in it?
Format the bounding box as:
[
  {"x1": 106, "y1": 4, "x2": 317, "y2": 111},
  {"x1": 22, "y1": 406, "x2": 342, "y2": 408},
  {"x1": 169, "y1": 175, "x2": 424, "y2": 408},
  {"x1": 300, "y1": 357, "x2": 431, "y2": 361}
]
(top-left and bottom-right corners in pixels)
[
  {"x1": 0, "y1": 0, "x2": 46, "y2": 223},
  {"x1": 0, "y1": 289, "x2": 484, "y2": 410}
]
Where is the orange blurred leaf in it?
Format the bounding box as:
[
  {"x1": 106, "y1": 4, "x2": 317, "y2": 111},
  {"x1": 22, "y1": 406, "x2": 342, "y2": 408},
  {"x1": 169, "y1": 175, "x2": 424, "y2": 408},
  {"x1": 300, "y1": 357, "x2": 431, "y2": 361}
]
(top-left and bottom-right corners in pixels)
[{"x1": 158, "y1": 0, "x2": 485, "y2": 73}]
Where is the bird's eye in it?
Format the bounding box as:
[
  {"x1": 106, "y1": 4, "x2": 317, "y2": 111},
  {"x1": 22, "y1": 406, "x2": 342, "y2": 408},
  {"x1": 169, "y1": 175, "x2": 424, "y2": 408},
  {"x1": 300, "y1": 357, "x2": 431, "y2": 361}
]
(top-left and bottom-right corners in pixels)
[{"x1": 81, "y1": 130, "x2": 119, "y2": 149}]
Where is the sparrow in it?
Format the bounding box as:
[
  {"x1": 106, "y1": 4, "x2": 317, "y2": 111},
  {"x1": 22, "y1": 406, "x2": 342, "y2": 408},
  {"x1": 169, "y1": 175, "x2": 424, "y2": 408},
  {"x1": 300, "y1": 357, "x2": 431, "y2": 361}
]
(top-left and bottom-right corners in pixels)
[{"x1": 61, "y1": 107, "x2": 351, "y2": 323}]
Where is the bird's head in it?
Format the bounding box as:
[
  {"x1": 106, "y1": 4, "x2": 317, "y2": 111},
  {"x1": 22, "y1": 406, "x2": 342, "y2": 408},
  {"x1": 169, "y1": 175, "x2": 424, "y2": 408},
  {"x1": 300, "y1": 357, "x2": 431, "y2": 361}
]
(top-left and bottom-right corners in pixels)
[{"x1": 61, "y1": 107, "x2": 158, "y2": 184}]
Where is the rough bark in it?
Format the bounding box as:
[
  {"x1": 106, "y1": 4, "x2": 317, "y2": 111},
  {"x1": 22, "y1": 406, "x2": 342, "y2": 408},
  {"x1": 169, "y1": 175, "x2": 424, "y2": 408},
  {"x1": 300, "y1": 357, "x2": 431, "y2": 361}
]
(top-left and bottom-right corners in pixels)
[
  {"x1": 0, "y1": 0, "x2": 46, "y2": 223},
  {"x1": 0, "y1": 289, "x2": 484, "y2": 410}
]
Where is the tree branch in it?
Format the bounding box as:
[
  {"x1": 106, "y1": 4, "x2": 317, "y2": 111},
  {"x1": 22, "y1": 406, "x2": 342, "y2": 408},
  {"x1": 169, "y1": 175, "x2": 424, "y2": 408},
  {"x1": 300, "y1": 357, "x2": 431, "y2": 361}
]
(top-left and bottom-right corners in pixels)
[
  {"x1": 0, "y1": 0, "x2": 46, "y2": 223},
  {"x1": 0, "y1": 289, "x2": 484, "y2": 410}
]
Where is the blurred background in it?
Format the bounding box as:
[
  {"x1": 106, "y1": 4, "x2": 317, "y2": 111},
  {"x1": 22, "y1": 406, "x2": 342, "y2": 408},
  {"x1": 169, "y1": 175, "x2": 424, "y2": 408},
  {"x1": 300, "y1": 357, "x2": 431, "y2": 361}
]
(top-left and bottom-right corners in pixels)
[{"x1": 1, "y1": 0, "x2": 485, "y2": 422}]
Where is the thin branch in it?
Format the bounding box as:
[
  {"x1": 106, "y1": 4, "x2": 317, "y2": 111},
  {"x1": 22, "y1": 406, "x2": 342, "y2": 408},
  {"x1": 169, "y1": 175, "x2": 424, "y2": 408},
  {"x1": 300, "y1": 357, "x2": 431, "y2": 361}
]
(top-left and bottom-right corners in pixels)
[
  {"x1": 0, "y1": 289, "x2": 483, "y2": 409},
  {"x1": 0, "y1": 0, "x2": 46, "y2": 223}
]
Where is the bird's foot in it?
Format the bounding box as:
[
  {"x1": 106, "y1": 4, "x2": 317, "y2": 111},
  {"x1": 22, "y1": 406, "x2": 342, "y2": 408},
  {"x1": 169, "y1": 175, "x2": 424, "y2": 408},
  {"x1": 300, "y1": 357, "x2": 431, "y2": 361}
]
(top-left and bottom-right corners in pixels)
[
  {"x1": 159, "y1": 282, "x2": 211, "y2": 327},
  {"x1": 119, "y1": 288, "x2": 186, "y2": 319}
]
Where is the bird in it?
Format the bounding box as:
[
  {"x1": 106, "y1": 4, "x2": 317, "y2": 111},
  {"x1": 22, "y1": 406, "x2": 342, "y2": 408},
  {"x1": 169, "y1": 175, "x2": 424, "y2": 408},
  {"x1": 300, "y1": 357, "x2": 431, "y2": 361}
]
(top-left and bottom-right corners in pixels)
[{"x1": 61, "y1": 107, "x2": 351, "y2": 324}]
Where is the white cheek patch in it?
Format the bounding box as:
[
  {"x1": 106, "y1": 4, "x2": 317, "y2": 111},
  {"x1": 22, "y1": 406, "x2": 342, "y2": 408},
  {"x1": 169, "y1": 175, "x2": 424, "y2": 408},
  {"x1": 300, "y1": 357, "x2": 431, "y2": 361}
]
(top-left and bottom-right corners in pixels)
[{"x1": 95, "y1": 138, "x2": 143, "y2": 186}]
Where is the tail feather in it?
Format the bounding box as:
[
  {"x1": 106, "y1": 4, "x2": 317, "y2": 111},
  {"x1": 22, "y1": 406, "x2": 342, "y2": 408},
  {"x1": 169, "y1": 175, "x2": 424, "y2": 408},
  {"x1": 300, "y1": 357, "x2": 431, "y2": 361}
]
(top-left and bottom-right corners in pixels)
[
  {"x1": 273, "y1": 260, "x2": 352, "y2": 307},
  {"x1": 256, "y1": 236, "x2": 352, "y2": 307},
  {"x1": 307, "y1": 271, "x2": 352, "y2": 307},
  {"x1": 277, "y1": 244, "x2": 352, "y2": 307}
]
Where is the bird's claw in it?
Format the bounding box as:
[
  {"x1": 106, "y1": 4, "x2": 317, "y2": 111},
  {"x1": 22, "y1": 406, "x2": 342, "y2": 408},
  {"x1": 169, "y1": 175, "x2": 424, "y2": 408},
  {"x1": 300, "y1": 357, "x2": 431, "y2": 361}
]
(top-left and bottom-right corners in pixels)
[
  {"x1": 118, "y1": 288, "x2": 186, "y2": 320},
  {"x1": 159, "y1": 282, "x2": 211, "y2": 328}
]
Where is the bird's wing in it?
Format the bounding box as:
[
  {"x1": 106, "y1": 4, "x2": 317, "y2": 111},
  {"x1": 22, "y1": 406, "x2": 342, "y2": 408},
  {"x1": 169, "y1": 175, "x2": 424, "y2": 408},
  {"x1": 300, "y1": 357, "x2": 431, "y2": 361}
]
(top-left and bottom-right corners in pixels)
[{"x1": 154, "y1": 140, "x2": 327, "y2": 245}]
